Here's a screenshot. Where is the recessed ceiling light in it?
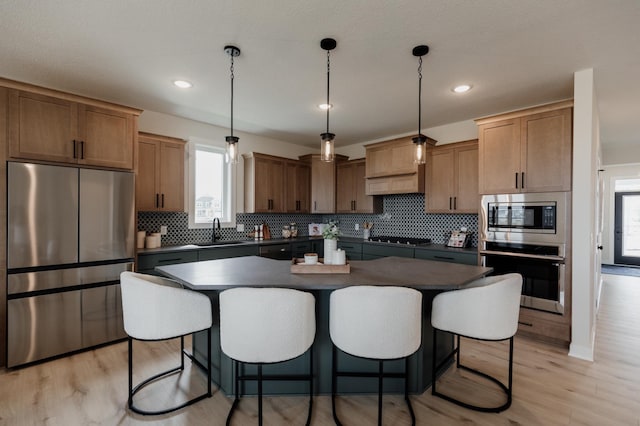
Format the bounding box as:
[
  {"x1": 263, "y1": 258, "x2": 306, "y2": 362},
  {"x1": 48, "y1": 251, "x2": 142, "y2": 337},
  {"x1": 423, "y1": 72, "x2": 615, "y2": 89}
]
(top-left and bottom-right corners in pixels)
[
  {"x1": 318, "y1": 103, "x2": 333, "y2": 110},
  {"x1": 452, "y1": 84, "x2": 472, "y2": 93},
  {"x1": 173, "y1": 80, "x2": 193, "y2": 89}
]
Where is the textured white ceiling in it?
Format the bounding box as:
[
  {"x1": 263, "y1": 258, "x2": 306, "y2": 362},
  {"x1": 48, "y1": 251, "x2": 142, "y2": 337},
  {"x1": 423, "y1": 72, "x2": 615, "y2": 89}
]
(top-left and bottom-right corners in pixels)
[{"x1": 1, "y1": 0, "x2": 639, "y2": 147}]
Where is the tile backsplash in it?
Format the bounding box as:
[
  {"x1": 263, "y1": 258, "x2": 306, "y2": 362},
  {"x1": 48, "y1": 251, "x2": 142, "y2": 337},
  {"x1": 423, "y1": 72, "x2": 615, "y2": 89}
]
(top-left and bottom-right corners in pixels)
[{"x1": 138, "y1": 193, "x2": 478, "y2": 247}]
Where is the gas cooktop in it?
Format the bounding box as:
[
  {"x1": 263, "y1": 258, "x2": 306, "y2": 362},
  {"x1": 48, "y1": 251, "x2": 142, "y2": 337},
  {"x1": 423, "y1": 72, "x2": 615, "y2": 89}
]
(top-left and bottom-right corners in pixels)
[{"x1": 367, "y1": 236, "x2": 432, "y2": 246}]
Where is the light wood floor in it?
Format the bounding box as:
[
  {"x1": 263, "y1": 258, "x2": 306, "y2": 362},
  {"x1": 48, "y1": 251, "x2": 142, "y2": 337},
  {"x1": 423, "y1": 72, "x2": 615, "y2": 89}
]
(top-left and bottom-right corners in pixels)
[{"x1": 1, "y1": 274, "x2": 640, "y2": 425}]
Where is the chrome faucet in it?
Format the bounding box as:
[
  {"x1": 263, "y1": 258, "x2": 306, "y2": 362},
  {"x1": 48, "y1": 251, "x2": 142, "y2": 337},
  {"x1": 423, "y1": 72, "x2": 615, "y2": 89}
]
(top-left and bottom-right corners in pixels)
[{"x1": 212, "y1": 218, "x2": 221, "y2": 242}]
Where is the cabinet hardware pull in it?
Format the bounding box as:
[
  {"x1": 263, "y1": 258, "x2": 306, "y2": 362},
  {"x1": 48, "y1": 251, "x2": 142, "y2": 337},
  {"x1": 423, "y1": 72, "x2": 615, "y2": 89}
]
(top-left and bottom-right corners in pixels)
[
  {"x1": 453, "y1": 197, "x2": 457, "y2": 210},
  {"x1": 314, "y1": 201, "x2": 317, "y2": 211},
  {"x1": 72, "y1": 140, "x2": 77, "y2": 159},
  {"x1": 434, "y1": 255, "x2": 454, "y2": 261},
  {"x1": 449, "y1": 197, "x2": 452, "y2": 210},
  {"x1": 155, "y1": 193, "x2": 159, "y2": 208},
  {"x1": 161, "y1": 193, "x2": 165, "y2": 208},
  {"x1": 80, "y1": 141, "x2": 85, "y2": 159},
  {"x1": 518, "y1": 321, "x2": 533, "y2": 327},
  {"x1": 158, "y1": 258, "x2": 181, "y2": 263},
  {"x1": 515, "y1": 172, "x2": 518, "y2": 189},
  {"x1": 521, "y1": 172, "x2": 525, "y2": 188}
]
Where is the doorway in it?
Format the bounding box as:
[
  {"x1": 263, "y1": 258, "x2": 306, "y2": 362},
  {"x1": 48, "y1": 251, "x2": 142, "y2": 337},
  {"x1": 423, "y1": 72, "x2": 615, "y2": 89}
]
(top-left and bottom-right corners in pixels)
[{"x1": 614, "y1": 191, "x2": 640, "y2": 266}]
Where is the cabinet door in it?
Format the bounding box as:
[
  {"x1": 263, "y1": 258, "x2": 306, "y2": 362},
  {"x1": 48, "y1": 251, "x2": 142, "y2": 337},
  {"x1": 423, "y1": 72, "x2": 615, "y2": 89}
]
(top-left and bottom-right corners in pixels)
[
  {"x1": 354, "y1": 160, "x2": 375, "y2": 213},
  {"x1": 285, "y1": 161, "x2": 310, "y2": 213},
  {"x1": 136, "y1": 139, "x2": 160, "y2": 211},
  {"x1": 426, "y1": 148, "x2": 455, "y2": 212},
  {"x1": 159, "y1": 141, "x2": 185, "y2": 211},
  {"x1": 478, "y1": 118, "x2": 521, "y2": 194},
  {"x1": 521, "y1": 108, "x2": 572, "y2": 192},
  {"x1": 254, "y1": 156, "x2": 284, "y2": 212},
  {"x1": 8, "y1": 90, "x2": 78, "y2": 163},
  {"x1": 390, "y1": 143, "x2": 417, "y2": 175},
  {"x1": 78, "y1": 105, "x2": 134, "y2": 170},
  {"x1": 311, "y1": 158, "x2": 336, "y2": 213},
  {"x1": 454, "y1": 144, "x2": 479, "y2": 213},
  {"x1": 336, "y1": 163, "x2": 356, "y2": 213}
]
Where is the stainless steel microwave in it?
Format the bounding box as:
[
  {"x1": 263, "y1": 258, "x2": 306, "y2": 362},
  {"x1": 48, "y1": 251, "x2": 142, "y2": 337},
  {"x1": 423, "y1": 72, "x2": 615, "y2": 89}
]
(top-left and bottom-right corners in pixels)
[{"x1": 480, "y1": 192, "x2": 570, "y2": 243}]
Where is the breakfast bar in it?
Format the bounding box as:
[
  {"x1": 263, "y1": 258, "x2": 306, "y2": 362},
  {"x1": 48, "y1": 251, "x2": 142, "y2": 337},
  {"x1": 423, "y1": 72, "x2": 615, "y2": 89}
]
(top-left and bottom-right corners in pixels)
[{"x1": 156, "y1": 255, "x2": 492, "y2": 396}]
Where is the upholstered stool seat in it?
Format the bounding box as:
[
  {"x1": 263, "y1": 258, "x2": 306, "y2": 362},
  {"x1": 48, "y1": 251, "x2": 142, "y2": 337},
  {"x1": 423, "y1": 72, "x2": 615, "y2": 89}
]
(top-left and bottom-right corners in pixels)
[
  {"x1": 329, "y1": 285, "x2": 423, "y2": 426},
  {"x1": 219, "y1": 287, "x2": 316, "y2": 426},
  {"x1": 120, "y1": 271, "x2": 213, "y2": 415},
  {"x1": 431, "y1": 273, "x2": 522, "y2": 412}
]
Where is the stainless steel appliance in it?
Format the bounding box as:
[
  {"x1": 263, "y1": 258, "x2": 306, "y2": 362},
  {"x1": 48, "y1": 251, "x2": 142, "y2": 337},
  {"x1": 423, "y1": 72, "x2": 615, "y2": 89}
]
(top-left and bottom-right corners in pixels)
[
  {"x1": 6, "y1": 162, "x2": 134, "y2": 367},
  {"x1": 479, "y1": 192, "x2": 570, "y2": 315}
]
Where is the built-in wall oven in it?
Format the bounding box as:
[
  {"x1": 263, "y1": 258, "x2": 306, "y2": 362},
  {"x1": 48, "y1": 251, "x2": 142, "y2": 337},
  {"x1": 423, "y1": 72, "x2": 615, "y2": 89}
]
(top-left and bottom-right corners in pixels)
[{"x1": 479, "y1": 192, "x2": 571, "y2": 315}]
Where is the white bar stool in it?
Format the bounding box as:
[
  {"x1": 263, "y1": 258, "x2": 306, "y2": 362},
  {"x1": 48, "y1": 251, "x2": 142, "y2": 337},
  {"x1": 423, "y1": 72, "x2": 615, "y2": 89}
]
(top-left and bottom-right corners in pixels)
[
  {"x1": 120, "y1": 271, "x2": 213, "y2": 415},
  {"x1": 431, "y1": 273, "x2": 522, "y2": 412},
  {"x1": 219, "y1": 287, "x2": 316, "y2": 426},
  {"x1": 329, "y1": 285, "x2": 423, "y2": 426}
]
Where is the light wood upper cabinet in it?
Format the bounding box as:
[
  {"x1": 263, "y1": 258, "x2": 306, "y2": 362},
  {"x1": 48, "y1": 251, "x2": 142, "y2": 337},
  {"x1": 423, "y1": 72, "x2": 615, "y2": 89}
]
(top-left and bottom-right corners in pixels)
[
  {"x1": 426, "y1": 140, "x2": 478, "y2": 213},
  {"x1": 136, "y1": 132, "x2": 186, "y2": 212},
  {"x1": 299, "y1": 154, "x2": 348, "y2": 214},
  {"x1": 337, "y1": 159, "x2": 381, "y2": 213},
  {"x1": 244, "y1": 153, "x2": 286, "y2": 213},
  {"x1": 365, "y1": 136, "x2": 435, "y2": 195},
  {"x1": 6, "y1": 87, "x2": 139, "y2": 170},
  {"x1": 285, "y1": 160, "x2": 310, "y2": 213},
  {"x1": 476, "y1": 101, "x2": 573, "y2": 194},
  {"x1": 78, "y1": 105, "x2": 135, "y2": 170}
]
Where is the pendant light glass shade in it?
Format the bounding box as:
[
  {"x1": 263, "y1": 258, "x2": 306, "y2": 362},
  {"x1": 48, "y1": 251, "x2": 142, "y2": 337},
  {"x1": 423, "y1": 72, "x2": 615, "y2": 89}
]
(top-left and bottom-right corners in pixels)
[
  {"x1": 320, "y1": 38, "x2": 337, "y2": 162},
  {"x1": 321, "y1": 132, "x2": 335, "y2": 162},
  {"x1": 224, "y1": 45, "x2": 241, "y2": 164},
  {"x1": 412, "y1": 45, "x2": 429, "y2": 165}
]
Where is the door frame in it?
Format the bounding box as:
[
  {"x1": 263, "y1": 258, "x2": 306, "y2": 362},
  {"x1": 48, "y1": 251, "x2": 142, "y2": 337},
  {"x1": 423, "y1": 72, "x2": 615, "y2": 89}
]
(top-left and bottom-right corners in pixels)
[{"x1": 614, "y1": 191, "x2": 640, "y2": 266}]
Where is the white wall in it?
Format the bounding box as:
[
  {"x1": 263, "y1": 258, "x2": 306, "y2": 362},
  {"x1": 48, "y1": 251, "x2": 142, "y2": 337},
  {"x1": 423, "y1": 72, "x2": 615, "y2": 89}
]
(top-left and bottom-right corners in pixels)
[
  {"x1": 603, "y1": 142, "x2": 640, "y2": 165},
  {"x1": 336, "y1": 119, "x2": 479, "y2": 159},
  {"x1": 569, "y1": 68, "x2": 600, "y2": 361},
  {"x1": 600, "y1": 163, "x2": 640, "y2": 264}
]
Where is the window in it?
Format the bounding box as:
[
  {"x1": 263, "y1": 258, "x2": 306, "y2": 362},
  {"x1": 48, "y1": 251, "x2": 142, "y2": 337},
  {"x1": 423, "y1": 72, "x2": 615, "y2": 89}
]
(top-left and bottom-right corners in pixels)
[{"x1": 188, "y1": 138, "x2": 235, "y2": 228}]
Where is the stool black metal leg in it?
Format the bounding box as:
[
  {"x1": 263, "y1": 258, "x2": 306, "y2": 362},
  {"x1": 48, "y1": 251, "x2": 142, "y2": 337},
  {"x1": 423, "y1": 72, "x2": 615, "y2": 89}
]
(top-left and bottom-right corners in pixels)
[
  {"x1": 378, "y1": 360, "x2": 383, "y2": 426},
  {"x1": 405, "y1": 357, "x2": 416, "y2": 426},
  {"x1": 306, "y1": 350, "x2": 313, "y2": 426},
  {"x1": 226, "y1": 360, "x2": 240, "y2": 426},
  {"x1": 258, "y1": 364, "x2": 263, "y2": 426},
  {"x1": 331, "y1": 345, "x2": 342, "y2": 426}
]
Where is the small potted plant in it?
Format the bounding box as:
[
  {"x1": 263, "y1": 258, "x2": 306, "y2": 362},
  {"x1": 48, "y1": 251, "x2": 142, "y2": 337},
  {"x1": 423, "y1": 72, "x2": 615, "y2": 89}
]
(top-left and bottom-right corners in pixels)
[{"x1": 322, "y1": 221, "x2": 340, "y2": 264}]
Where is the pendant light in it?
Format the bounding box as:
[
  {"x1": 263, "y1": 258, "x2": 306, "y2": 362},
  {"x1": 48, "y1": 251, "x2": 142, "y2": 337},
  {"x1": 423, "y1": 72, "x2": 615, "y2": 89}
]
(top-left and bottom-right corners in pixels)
[
  {"x1": 412, "y1": 45, "x2": 429, "y2": 164},
  {"x1": 224, "y1": 45, "x2": 241, "y2": 164},
  {"x1": 320, "y1": 38, "x2": 337, "y2": 162}
]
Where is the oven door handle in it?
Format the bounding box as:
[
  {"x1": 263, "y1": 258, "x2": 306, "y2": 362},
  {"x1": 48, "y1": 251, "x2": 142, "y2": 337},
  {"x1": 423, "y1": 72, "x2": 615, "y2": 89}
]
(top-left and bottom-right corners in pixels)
[{"x1": 479, "y1": 250, "x2": 565, "y2": 263}]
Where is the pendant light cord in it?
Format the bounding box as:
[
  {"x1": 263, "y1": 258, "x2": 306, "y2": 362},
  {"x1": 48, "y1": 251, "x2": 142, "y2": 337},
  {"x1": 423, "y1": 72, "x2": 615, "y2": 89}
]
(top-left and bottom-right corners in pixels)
[
  {"x1": 417, "y1": 56, "x2": 422, "y2": 136},
  {"x1": 230, "y1": 54, "x2": 235, "y2": 138},
  {"x1": 326, "y1": 49, "x2": 331, "y2": 133}
]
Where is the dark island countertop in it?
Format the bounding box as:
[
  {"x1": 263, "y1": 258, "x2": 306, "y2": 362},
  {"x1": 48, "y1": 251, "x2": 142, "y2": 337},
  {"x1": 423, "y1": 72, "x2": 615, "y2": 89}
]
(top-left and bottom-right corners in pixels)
[{"x1": 156, "y1": 255, "x2": 491, "y2": 291}]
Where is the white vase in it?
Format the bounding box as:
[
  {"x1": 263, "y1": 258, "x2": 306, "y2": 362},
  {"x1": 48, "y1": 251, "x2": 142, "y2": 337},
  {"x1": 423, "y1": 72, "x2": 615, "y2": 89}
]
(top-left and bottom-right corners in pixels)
[{"x1": 324, "y1": 238, "x2": 337, "y2": 264}]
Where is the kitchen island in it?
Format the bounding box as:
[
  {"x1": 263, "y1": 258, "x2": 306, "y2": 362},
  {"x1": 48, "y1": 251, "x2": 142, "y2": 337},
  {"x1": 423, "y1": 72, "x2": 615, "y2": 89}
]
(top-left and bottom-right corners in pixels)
[{"x1": 156, "y1": 256, "x2": 492, "y2": 396}]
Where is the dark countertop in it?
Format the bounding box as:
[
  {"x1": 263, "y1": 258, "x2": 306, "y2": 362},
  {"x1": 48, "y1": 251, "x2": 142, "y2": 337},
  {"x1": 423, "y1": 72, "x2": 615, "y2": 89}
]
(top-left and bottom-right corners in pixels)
[
  {"x1": 137, "y1": 236, "x2": 477, "y2": 255},
  {"x1": 156, "y1": 255, "x2": 491, "y2": 291}
]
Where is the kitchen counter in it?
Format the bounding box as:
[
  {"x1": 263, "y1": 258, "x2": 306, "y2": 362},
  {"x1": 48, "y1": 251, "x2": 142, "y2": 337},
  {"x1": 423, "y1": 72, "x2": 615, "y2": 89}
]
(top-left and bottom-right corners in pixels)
[
  {"x1": 156, "y1": 256, "x2": 491, "y2": 397},
  {"x1": 137, "y1": 235, "x2": 477, "y2": 256},
  {"x1": 157, "y1": 255, "x2": 489, "y2": 290}
]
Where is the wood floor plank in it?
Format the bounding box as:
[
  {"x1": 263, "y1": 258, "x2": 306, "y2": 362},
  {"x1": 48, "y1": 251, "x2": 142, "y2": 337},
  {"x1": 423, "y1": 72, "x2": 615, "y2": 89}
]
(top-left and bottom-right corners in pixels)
[{"x1": 1, "y1": 273, "x2": 640, "y2": 425}]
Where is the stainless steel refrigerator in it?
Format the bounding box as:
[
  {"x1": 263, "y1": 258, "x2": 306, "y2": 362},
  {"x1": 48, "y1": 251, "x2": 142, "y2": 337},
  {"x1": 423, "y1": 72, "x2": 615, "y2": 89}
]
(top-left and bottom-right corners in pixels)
[{"x1": 6, "y1": 162, "x2": 134, "y2": 367}]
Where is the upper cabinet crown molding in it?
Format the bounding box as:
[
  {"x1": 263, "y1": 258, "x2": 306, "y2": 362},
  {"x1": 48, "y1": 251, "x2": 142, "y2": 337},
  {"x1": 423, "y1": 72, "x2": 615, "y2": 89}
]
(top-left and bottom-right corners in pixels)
[{"x1": 474, "y1": 99, "x2": 573, "y2": 126}]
